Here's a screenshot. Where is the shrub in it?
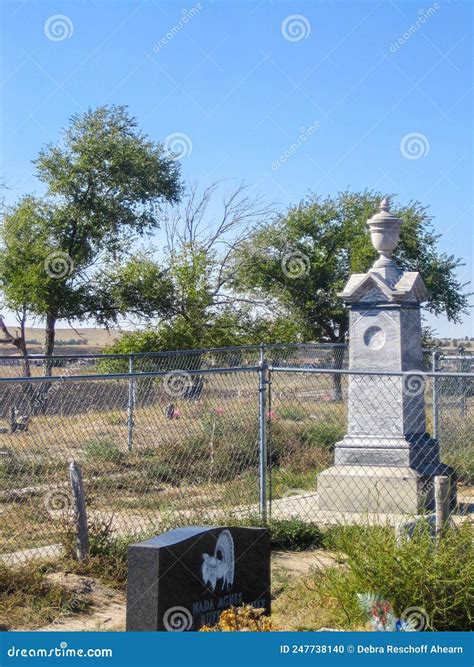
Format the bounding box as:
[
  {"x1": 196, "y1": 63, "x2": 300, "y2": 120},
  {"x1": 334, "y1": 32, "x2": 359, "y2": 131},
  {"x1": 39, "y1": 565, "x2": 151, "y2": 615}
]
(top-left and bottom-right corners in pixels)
[
  {"x1": 439, "y1": 420, "x2": 474, "y2": 485},
  {"x1": 269, "y1": 418, "x2": 343, "y2": 474},
  {"x1": 266, "y1": 517, "x2": 324, "y2": 551},
  {"x1": 84, "y1": 439, "x2": 123, "y2": 464},
  {"x1": 144, "y1": 416, "x2": 259, "y2": 485},
  {"x1": 61, "y1": 517, "x2": 181, "y2": 590},
  {"x1": 319, "y1": 521, "x2": 474, "y2": 631},
  {"x1": 60, "y1": 515, "x2": 129, "y2": 589},
  {"x1": 301, "y1": 422, "x2": 344, "y2": 450},
  {"x1": 145, "y1": 462, "x2": 176, "y2": 485},
  {"x1": 233, "y1": 515, "x2": 323, "y2": 551},
  {"x1": 278, "y1": 405, "x2": 306, "y2": 422}
]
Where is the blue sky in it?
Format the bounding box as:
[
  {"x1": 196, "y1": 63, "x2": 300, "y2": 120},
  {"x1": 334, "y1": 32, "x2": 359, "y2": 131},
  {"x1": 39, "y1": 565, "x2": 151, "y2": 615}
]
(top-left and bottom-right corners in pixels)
[{"x1": 1, "y1": 0, "x2": 472, "y2": 337}]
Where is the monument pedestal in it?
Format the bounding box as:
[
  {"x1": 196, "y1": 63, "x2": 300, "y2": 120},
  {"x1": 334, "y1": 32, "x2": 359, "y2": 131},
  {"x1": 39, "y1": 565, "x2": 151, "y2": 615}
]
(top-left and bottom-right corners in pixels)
[{"x1": 317, "y1": 464, "x2": 456, "y2": 514}]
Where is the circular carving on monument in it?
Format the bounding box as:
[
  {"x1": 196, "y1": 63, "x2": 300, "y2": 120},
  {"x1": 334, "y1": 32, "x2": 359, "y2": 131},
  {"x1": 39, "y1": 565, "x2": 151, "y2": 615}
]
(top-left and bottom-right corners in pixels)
[{"x1": 363, "y1": 325, "x2": 386, "y2": 350}]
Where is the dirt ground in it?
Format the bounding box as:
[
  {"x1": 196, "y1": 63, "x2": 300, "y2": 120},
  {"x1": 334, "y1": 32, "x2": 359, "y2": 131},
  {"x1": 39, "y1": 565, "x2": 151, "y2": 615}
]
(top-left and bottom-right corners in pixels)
[{"x1": 30, "y1": 549, "x2": 335, "y2": 632}]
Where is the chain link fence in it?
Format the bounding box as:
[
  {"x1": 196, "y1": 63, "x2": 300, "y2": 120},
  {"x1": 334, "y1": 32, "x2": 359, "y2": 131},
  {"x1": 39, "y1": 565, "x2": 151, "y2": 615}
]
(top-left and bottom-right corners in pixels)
[
  {"x1": 0, "y1": 345, "x2": 472, "y2": 563},
  {"x1": 1, "y1": 342, "x2": 471, "y2": 377},
  {"x1": 0, "y1": 343, "x2": 350, "y2": 378}
]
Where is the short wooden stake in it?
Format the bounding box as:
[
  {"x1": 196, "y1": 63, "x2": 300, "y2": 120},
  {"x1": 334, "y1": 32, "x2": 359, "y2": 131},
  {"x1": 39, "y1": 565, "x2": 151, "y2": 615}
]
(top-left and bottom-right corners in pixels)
[
  {"x1": 434, "y1": 475, "x2": 450, "y2": 541},
  {"x1": 69, "y1": 459, "x2": 89, "y2": 562}
]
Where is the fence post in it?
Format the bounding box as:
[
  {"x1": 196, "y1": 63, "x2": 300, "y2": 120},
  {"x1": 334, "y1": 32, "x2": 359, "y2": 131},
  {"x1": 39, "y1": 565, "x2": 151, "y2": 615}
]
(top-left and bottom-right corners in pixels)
[
  {"x1": 432, "y1": 349, "x2": 439, "y2": 440},
  {"x1": 127, "y1": 354, "x2": 135, "y2": 453},
  {"x1": 434, "y1": 475, "x2": 450, "y2": 541},
  {"x1": 459, "y1": 353, "x2": 469, "y2": 418},
  {"x1": 258, "y1": 344, "x2": 268, "y2": 522},
  {"x1": 69, "y1": 460, "x2": 89, "y2": 562}
]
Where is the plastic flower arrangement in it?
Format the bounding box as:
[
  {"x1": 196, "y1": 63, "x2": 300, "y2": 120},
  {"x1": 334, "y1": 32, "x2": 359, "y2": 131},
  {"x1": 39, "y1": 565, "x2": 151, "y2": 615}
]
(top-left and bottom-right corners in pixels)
[
  {"x1": 357, "y1": 593, "x2": 416, "y2": 632},
  {"x1": 199, "y1": 605, "x2": 273, "y2": 632}
]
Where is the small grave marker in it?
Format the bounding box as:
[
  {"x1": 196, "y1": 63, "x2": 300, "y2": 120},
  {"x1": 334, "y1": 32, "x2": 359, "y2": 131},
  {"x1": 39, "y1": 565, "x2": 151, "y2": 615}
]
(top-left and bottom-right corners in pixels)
[{"x1": 126, "y1": 525, "x2": 270, "y2": 631}]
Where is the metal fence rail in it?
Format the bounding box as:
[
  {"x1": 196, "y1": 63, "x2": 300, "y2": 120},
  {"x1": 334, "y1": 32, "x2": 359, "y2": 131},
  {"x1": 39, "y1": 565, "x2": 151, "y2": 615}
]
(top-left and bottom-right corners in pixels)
[
  {"x1": 0, "y1": 351, "x2": 472, "y2": 563},
  {"x1": 1, "y1": 342, "x2": 471, "y2": 376}
]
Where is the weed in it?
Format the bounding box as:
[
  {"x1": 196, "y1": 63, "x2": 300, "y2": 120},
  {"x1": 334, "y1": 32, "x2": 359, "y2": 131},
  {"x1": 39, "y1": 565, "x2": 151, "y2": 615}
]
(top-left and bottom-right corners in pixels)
[
  {"x1": 84, "y1": 439, "x2": 124, "y2": 464},
  {"x1": 319, "y1": 521, "x2": 474, "y2": 631}
]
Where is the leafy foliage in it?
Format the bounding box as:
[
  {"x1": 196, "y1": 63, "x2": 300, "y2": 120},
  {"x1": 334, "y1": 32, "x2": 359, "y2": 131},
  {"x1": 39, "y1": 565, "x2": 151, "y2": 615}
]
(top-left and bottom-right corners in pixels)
[
  {"x1": 320, "y1": 521, "x2": 474, "y2": 631},
  {"x1": 265, "y1": 517, "x2": 323, "y2": 551},
  {"x1": 232, "y1": 191, "x2": 471, "y2": 342},
  {"x1": 0, "y1": 105, "x2": 182, "y2": 363}
]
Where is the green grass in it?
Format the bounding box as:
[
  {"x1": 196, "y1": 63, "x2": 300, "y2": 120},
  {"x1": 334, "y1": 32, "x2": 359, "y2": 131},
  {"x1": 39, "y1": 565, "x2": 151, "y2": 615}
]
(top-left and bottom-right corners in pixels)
[
  {"x1": 278, "y1": 405, "x2": 306, "y2": 422},
  {"x1": 0, "y1": 457, "x2": 63, "y2": 486},
  {"x1": 266, "y1": 517, "x2": 323, "y2": 551}
]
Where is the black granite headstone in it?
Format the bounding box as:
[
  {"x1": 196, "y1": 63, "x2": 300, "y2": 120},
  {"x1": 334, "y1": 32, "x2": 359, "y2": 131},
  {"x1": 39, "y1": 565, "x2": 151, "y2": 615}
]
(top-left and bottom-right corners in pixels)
[{"x1": 126, "y1": 525, "x2": 270, "y2": 631}]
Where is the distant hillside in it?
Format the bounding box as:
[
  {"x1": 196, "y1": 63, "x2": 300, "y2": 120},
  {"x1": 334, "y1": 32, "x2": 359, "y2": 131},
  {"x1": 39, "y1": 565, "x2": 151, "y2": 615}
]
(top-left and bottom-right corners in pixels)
[{"x1": 0, "y1": 327, "x2": 123, "y2": 356}]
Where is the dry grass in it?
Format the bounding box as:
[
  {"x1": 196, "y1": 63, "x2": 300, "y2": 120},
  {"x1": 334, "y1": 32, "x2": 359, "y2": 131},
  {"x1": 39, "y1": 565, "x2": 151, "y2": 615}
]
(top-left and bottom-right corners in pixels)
[
  {"x1": 1, "y1": 373, "x2": 472, "y2": 556},
  {"x1": 0, "y1": 560, "x2": 92, "y2": 630}
]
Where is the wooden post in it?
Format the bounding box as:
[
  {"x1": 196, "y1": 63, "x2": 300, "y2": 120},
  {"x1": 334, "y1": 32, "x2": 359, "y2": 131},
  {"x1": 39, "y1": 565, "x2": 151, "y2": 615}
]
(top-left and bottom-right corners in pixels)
[
  {"x1": 434, "y1": 475, "x2": 450, "y2": 541},
  {"x1": 69, "y1": 459, "x2": 89, "y2": 562}
]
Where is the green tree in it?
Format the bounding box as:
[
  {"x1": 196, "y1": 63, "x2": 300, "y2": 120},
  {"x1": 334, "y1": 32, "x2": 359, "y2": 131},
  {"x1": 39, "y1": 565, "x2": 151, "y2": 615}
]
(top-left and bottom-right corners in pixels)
[
  {"x1": 0, "y1": 105, "x2": 182, "y2": 375},
  {"x1": 232, "y1": 190, "x2": 470, "y2": 343},
  {"x1": 108, "y1": 309, "x2": 302, "y2": 356},
  {"x1": 103, "y1": 182, "x2": 276, "y2": 355}
]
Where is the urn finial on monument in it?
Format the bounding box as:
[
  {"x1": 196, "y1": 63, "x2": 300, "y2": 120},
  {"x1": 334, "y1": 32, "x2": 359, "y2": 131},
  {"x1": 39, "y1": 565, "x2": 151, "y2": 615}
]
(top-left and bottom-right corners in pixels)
[
  {"x1": 366, "y1": 197, "x2": 403, "y2": 283},
  {"x1": 339, "y1": 197, "x2": 428, "y2": 304}
]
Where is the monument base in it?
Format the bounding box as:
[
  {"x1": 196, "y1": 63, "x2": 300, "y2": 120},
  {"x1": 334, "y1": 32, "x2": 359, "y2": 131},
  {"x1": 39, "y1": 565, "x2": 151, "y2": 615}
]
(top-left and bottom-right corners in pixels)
[
  {"x1": 317, "y1": 465, "x2": 456, "y2": 514},
  {"x1": 334, "y1": 433, "x2": 440, "y2": 468}
]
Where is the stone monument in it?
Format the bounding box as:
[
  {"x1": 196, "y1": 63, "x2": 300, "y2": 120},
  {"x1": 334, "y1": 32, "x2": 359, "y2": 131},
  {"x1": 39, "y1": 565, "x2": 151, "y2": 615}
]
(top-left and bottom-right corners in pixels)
[
  {"x1": 126, "y1": 525, "x2": 270, "y2": 631},
  {"x1": 317, "y1": 198, "x2": 456, "y2": 514}
]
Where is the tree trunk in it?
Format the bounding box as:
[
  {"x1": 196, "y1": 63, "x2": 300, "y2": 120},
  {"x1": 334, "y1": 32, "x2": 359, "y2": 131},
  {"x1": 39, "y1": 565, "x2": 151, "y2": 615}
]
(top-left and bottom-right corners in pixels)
[
  {"x1": 323, "y1": 322, "x2": 347, "y2": 403},
  {"x1": 17, "y1": 315, "x2": 35, "y2": 414},
  {"x1": 332, "y1": 346, "x2": 344, "y2": 402},
  {"x1": 0, "y1": 314, "x2": 30, "y2": 375},
  {"x1": 43, "y1": 312, "x2": 57, "y2": 376},
  {"x1": 36, "y1": 312, "x2": 57, "y2": 413},
  {"x1": 18, "y1": 315, "x2": 31, "y2": 378},
  {"x1": 0, "y1": 312, "x2": 34, "y2": 418}
]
